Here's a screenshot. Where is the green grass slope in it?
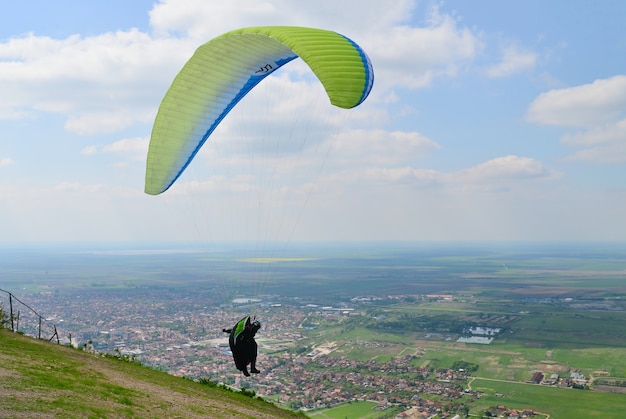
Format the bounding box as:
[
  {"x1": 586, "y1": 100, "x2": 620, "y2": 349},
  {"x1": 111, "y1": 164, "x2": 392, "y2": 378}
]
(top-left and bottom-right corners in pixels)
[{"x1": 0, "y1": 329, "x2": 303, "y2": 418}]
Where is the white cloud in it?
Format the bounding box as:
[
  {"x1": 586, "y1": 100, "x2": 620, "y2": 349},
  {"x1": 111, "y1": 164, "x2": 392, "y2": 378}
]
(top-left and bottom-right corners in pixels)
[
  {"x1": 103, "y1": 137, "x2": 149, "y2": 154},
  {"x1": 528, "y1": 75, "x2": 626, "y2": 163},
  {"x1": 80, "y1": 145, "x2": 98, "y2": 156},
  {"x1": 362, "y1": 166, "x2": 441, "y2": 185},
  {"x1": 149, "y1": 0, "x2": 415, "y2": 40},
  {"x1": 332, "y1": 129, "x2": 440, "y2": 166},
  {"x1": 166, "y1": 175, "x2": 254, "y2": 196},
  {"x1": 0, "y1": 157, "x2": 14, "y2": 167},
  {"x1": 0, "y1": 30, "x2": 193, "y2": 131},
  {"x1": 367, "y1": 7, "x2": 481, "y2": 90},
  {"x1": 527, "y1": 75, "x2": 626, "y2": 127},
  {"x1": 452, "y1": 155, "x2": 556, "y2": 183},
  {"x1": 561, "y1": 118, "x2": 626, "y2": 146},
  {"x1": 321, "y1": 154, "x2": 558, "y2": 195},
  {"x1": 440, "y1": 155, "x2": 560, "y2": 192},
  {"x1": 0, "y1": 181, "x2": 160, "y2": 241},
  {"x1": 54, "y1": 182, "x2": 106, "y2": 194},
  {"x1": 562, "y1": 119, "x2": 626, "y2": 162},
  {"x1": 65, "y1": 110, "x2": 154, "y2": 135},
  {"x1": 80, "y1": 137, "x2": 148, "y2": 155},
  {"x1": 565, "y1": 145, "x2": 626, "y2": 164},
  {"x1": 486, "y1": 45, "x2": 537, "y2": 78}
]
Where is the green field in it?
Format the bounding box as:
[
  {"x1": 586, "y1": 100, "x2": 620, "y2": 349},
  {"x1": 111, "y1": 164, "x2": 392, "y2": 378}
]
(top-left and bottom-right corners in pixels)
[
  {"x1": 308, "y1": 401, "x2": 401, "y2": 419},
  {"x1": 470, "y1": 378, "x2": 625, "y2": 418}
]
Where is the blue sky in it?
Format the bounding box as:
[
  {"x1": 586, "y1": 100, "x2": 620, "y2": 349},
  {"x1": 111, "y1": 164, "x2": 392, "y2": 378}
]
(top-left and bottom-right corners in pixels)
[{"x1": 1, "y1": 0, "x2": 625, "y2": 242}]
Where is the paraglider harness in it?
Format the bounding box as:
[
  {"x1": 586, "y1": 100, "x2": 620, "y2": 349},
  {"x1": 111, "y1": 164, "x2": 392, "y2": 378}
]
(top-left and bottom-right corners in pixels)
[{"x1": 223, "y1": 316, "x2": 261, "y2": 376}]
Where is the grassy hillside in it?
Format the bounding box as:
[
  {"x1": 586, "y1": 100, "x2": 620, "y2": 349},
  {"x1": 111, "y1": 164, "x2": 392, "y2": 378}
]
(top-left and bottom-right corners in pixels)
[{"x1": 0, "y1": 329, "x2": 303, "y2": 418}]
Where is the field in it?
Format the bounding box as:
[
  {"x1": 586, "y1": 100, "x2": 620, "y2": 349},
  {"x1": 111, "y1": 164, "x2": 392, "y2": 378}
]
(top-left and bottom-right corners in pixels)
[
  {"x1": 308, "y1": 401, "x2": 400, "y2": 419},
  {"x1": 469, "y1": 378, "x2": 625, "y2": 418}
]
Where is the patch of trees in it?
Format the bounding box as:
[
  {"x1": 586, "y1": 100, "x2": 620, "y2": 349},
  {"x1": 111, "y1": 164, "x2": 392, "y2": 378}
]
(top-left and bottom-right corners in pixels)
[
  {"x1": 451, "y1": 360, "x2": 479, "y2": 372},
  {"x1": 362, "y1": 312, "x2": 469, "y2": 334},
  {"x1": 0, "y1": 304, "x2": 9, "y2": 328},
  {"x1": 595, "y1": 379, "x2": 626, "y2": 387}
]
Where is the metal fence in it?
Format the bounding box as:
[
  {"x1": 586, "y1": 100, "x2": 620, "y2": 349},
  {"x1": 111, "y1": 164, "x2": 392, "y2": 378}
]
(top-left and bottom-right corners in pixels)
[{"x1": 0, "y1": 288, "x2": 60, "y2": 343}]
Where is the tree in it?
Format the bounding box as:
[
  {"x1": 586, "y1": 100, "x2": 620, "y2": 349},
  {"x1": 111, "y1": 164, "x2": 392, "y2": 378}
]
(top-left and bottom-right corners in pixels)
[{"x1": 0, "y1": 303, "x2": 10, "y2": 329}]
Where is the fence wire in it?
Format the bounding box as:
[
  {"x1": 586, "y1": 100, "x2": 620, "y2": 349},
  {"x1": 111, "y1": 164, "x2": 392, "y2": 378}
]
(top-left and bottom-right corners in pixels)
[{"x1": 0, "y1": 288, "x2": 60, "y2": 343}]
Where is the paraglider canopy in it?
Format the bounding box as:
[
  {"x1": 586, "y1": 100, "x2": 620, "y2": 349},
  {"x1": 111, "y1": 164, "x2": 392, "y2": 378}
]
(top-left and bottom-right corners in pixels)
[{"x1": 144, "y1": 26, "x2": 374, "y2": 196}]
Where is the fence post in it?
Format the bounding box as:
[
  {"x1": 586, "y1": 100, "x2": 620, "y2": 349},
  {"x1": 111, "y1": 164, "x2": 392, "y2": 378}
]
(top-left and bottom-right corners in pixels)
[
  {"x1": 9, "y1": 293, "x2": 14, "y2": 332},
  {"x1": 38, "y1": 315, "x2": 42, "y2": 339},
  {"x1": 50, "y1": 325, "x2": 60, "y2": 344}
]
